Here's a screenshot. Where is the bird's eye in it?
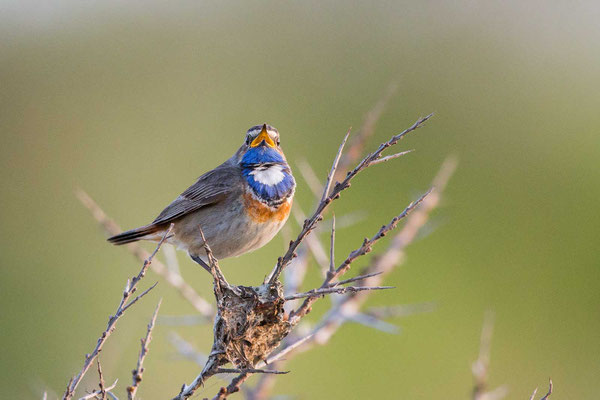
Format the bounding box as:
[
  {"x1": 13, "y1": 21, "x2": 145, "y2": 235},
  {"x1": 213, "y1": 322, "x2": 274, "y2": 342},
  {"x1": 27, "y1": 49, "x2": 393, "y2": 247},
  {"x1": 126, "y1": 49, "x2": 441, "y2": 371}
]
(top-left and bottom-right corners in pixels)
[
  {"x1": 246, "y1": 136, "x2": 251, "y2": 145},
  {"x1": 276, "y1": 139, "x2": 280, "y2": 146}
]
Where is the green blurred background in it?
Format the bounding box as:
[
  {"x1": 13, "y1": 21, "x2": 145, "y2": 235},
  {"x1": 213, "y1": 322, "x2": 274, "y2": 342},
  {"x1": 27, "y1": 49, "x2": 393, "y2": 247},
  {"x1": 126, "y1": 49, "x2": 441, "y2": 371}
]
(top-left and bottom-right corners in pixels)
[{"x1": 1, "y1": 1, "x2": 599, "y2": 398}]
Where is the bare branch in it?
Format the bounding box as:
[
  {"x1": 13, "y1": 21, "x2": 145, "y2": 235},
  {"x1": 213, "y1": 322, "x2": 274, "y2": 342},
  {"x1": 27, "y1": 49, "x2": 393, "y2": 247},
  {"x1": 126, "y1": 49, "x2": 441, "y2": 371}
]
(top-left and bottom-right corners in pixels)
[
  {"x1": 529, "y1": 379, "x2": 553, "y2": 400},
  {"x1": 215, "y1": 368, "x2": 288, "y2": 375},
  {"x1": 242, "y1": 158, "x2": 455, "y2": 399},
  {"x1": 472, "y1": 311, "x2": 505, "y2": 400},
  {"x1": 329, "y1": 215, "x2": 336, "y2": 275},
  {"x1": 290, "y1": 189, "x2": 431, "y2": 323},
  {"x1": 321, "y1": 128, "x2": 351, "y2": 203},
  {"x1": 369, "y1": 149, "x2": 414, "y2": 166},
  {"x1": 540, "y1": 380, "x2": 553, "y2": 400},
  {"x1": 198, "y1": 226, "x2": 230, "y2": 294},
  {"x1": 106, "y1": 392, "x2": 119, "y2": 400},
  {"x1": 327, "y1": 271, "x2": 383, "y2": 288},
  {"x1": 127, "y1": 299, "x2": 162, "y2": 400},
  {"x1": 211, "y1": 373, "x2": 251, "y2": 400},
  {"x1": 76, "y1": 190, "x2": 214, "y2": 317},
  {"x1": 77, "y1": 379, "x2": 118, "y2": 400},
  {"x1": 63, "y1": 226, "x2": 172, "y2": 400},
  {"x1": 528, "y1": 388, "x2": 538, "y2": 400},
  {"x1": 261, "y1": 333, "x2": 315, "y2": 366},
  {"x1": 285, "y1": 285, "x2": 393, "y2": 301},
  {"x1": 96, "y1": 358, "x2": 106, "y2": 400},
  {"x1": 268, "y1": 114, "x2": 432, "y2": 284}
]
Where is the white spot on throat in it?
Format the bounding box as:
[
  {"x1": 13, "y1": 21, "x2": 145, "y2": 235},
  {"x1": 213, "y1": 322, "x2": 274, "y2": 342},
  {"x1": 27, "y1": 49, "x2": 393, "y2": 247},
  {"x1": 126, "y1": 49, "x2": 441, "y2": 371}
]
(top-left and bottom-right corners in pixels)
[{"x1": 250, "y1": 164, "x2": 285, "y2": 185}]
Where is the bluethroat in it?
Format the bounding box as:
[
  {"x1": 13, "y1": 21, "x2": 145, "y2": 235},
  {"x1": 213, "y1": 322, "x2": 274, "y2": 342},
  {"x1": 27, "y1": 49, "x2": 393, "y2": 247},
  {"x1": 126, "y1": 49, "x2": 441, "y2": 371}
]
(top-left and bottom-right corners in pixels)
[{"x1": 108, "y1": 124, "x2": 296, "y2": 269}]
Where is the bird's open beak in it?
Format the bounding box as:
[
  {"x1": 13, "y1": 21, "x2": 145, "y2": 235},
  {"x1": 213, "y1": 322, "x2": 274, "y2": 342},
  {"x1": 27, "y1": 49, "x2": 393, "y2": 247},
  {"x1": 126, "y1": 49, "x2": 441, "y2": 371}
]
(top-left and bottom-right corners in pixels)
[{"x1": 250, "y1": 124, "x2": 276, "y2": 148}]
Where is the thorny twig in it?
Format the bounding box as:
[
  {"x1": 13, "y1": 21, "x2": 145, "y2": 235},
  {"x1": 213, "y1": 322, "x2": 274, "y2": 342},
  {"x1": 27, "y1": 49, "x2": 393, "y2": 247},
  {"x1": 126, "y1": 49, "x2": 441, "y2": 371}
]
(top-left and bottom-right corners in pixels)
[
  {"x1": 63, "y1": 225, "x2": 172, "y2": 400},
  {"x1": 96, "y1": 359, "x2": 106, "y2": 400},
  {"x1": 289, "y1": 189, "x2": 431, "y2": 323},
  {"x1": 284, "y1": 285, "x2": 394, "y2": 301},
  {"x1": 267, "y1": 114, "x2": 432, "y2": 285},
  {"x1": 242, "y1": 157, "x2": 456, "y2": 400},
  {"x1": 127, "y1": 299, "x2": 162, "y2": 400},
  {"x1": 77, "y1": 379, "x2": 118, "y2": 400},
  {"x1": 212, "y1": 123, "x2": 443, "y2": 400},
  {"x1": 529, "y1": 380, "x2": 553, "y2": 400}
]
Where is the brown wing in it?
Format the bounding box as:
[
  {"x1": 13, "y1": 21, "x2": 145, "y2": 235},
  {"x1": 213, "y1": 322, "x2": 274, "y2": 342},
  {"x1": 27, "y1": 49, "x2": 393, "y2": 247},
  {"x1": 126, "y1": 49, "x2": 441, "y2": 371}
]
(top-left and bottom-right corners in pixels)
[{"x1": 151, "y1": 161, "x2": 242, "y2": 225}]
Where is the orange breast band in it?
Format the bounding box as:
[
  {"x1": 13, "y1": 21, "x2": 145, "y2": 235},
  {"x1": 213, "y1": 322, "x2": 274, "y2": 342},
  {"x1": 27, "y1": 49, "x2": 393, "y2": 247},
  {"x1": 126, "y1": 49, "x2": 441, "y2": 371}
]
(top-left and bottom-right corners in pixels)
[{"x1": 243, "y1": 193, "x2": 292, "y2": 223}]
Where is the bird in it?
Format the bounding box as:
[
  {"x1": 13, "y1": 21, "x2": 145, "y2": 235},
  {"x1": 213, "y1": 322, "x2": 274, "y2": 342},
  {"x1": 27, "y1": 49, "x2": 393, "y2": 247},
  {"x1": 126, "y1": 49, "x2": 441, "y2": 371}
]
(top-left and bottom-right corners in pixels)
[{"x1": 107, "y1": 124, "x2": 296, "y2": 270}]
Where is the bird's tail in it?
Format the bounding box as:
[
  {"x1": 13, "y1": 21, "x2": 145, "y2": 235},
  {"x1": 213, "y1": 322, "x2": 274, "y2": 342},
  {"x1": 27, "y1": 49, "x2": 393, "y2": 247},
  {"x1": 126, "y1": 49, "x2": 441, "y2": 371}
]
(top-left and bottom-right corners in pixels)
[{"x1": 107, "y1": 224, "x2": 162, "y2": 245}]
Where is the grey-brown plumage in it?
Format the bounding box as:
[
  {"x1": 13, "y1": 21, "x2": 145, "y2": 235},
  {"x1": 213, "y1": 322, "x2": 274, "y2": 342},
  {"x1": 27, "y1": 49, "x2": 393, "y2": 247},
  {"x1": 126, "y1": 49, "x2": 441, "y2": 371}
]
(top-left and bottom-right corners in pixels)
[
  {"x1": 107, "y1": 161, "x2": 240, "y2": 245},
  {"x1": 107, "y1": 124, "x2": 295, "y2": 264}
]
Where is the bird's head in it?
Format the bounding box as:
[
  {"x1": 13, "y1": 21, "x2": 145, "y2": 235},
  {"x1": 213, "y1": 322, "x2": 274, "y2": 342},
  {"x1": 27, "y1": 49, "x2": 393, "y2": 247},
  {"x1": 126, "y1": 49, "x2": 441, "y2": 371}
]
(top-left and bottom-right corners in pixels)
[
  {"x1": 240, "y1": 124, "x2": 287, "y2": 165},
  {"x1": 238, "y1": 124, "x2": 295, "y2": 205}
]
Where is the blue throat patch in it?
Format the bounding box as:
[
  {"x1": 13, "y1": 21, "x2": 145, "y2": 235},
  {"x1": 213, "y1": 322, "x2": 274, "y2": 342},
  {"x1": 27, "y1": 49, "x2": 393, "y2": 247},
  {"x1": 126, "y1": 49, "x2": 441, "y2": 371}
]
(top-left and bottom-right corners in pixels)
[{"x1": 241, "y1": 147, "x2": 295, "y2": 205}]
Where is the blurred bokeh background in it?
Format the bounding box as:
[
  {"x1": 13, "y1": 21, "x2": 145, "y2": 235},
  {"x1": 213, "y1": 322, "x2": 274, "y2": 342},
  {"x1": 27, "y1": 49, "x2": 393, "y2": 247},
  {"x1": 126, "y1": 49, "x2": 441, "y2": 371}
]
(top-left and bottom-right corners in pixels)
[{"x1": 1, "y1": 1, "x2": 599, "y2": 399}]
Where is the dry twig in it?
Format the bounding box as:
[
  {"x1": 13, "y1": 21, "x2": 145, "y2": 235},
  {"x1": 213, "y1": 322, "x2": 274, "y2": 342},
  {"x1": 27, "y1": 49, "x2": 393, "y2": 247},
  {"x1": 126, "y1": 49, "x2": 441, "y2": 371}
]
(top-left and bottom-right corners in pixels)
[
  {"x1": 529, "y1": 379, "x2": 553, "y2": 400},
  {"x1": 240, "y1": 157, "x2": 455, "y2": 400},
  {"x1": 77, "y1": 379, "x2": 118, "y2": 400},
  {"x1": 95, "y1": 358, "x2": 106, "y2": 400},
  {"x1": 127, "y1": 299, "x2": 162, "y2": 400},
  {"x1": 63, "y1": 225, "x2": 172, "y2": 400},
  {"x1": 211, "y1": 118, "x2": 443, "y2": 400},
  {"x1": 267, "y1": 114, "x2": 432, "y2": 285}
]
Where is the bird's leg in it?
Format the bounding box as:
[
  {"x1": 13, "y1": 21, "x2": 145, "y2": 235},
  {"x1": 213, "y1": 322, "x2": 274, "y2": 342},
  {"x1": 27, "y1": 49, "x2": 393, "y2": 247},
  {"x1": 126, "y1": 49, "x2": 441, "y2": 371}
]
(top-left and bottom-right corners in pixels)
[{"x1": 190, "y1": 254, "x2": 212, "y2": 274}]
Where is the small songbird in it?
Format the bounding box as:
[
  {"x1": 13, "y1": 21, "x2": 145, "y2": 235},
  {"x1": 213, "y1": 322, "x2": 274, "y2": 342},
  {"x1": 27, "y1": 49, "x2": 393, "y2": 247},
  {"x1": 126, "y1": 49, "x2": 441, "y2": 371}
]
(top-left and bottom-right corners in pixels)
[{"x1": 108, "y1": 124, "x2": 296, "y2": 269}]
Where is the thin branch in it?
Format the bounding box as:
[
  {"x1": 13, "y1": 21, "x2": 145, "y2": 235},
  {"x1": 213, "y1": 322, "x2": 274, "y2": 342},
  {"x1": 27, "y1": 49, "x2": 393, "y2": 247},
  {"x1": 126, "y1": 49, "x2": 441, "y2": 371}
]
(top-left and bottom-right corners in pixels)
[
  {"x1": 528, "y1": 388, "x2": 538, "y2": 400},
  {"x1": 327, "y1": 271, "x2": 383, "y2": 288},
  {"x1": 211, "y1": 373, "x2": 251, "y2": 400},
  {"x1": 106, "y1": 392, "x2": 120, "y2": 400},
  {"x1": 198, "y1": 226, "x2": 230, "y2": 294},
  {"x1": 472, "y1": 311, "x2": 499, "y2": 400},
  {"x1": 290, "y1": 189, "x2": 432, "y2": 323},
  {"x1": 96, "y1": 358, "x2": 106, "y2": 400},
  {"x1": 284, "y1": 286, "x2": 393, "y2": 301},
  {"x1": 63, "y1": 226, "x2": 172, "y2": 400},
  {"x1": 127, "y1": 299, "x2": 162, "y2": 400},
  {"x1": 215, "y1": 369, "x2": 288, "y2": 375},
  {"x1": 321, "y1": 128, "x2": 351, "y2": 203},
  {"x1": 329, "y1": 215, "x2": 336, "y2": 275},
  {"x1": 304, "y1": 157, "x2": 456, "y2": 342},
  {"x1": 268, "y1": 114, "x2": 432, "y2": 284},
  {"x1": 76, "y1": 190, "x2": 214, "y2": 317},
  {"x1": 261, "y1": 333, "x2": 315, "y2": 366},
  {"x1": 369, "y1": 149, "x2": 414, "y2": 166},
  {"x1": 77, "y1": 380, "x2": 118, "y2": 400},
  {"x1": 241, "y1": 158, "x2": 455, "y2": 400},
  {"x1": 529, "y1": 382, "x2": 552, "y2": 400}
]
